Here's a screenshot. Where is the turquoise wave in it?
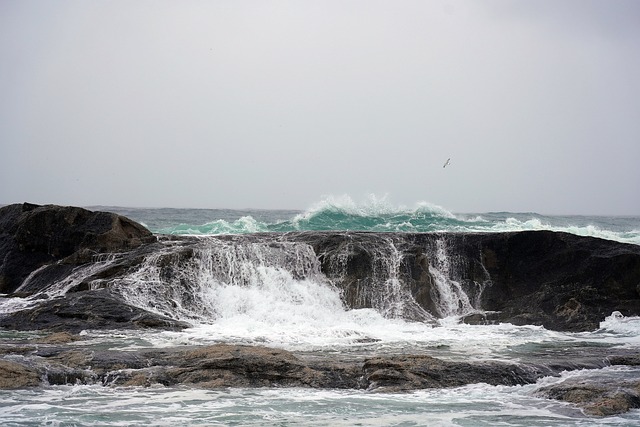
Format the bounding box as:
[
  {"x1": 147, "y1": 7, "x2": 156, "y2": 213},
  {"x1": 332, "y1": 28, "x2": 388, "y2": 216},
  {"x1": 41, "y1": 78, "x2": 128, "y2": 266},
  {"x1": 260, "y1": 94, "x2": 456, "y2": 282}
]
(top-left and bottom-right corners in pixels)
[
  {"x1": 281, "y1": 201, "x2": 476, "y2": 233},
  {"x1": 110, "y1": 196, "x2": 640, "y2": 245},
  {"x1": 154, "y1": 197, "x2": 479, "y2": 235}
]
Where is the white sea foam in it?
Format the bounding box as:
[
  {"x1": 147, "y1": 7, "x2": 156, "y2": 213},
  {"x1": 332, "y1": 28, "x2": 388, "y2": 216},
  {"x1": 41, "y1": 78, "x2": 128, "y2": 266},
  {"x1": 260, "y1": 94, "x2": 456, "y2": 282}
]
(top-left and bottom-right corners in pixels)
[
  {"x1": 479, "y1": 216, "x2": 640, "y2": 245},
  {"x1": 2, "y1": 203, "x2": 638, "y2": 426},
  {"x1": 129, "y1": 196, "x2": 639, "y2": 245},
  {"x1": 599, "y1": 311, "x2": 640, "y2": 335},
  {"x1": 301, "y1": 193, "x2": 398, "y2": 216},
  {"x1": 4, "y1": 369, "x2": 640, "y2": 426},
  {"x1": 293, "y1": 194, "x2": 457, "y2": 222}
]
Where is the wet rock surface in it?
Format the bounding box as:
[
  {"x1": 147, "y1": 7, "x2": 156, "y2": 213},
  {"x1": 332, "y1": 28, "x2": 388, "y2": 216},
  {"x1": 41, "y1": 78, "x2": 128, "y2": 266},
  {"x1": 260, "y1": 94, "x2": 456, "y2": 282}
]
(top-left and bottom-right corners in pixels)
[
  {"x1": 537, "y1": 377, "x2": 640, "y2": 416},
  {"x1": 2, "y1": 334, "x2": 640, "y2": 417},
  {"x1": 2, "y1": 204, "x2": 639, "y2": 333},
  {"x1": 1, "y1": 289, "x2": 189, "y2": 333},
  {"x1": 291, "y1": 231, "x2": 640, "y2": 331},
  {"x1": 2, "y1": 204, "x2": 640, "y2": 417},
  {"x1": 0, "y1": 202, "x2": 155, "y2": 295}
]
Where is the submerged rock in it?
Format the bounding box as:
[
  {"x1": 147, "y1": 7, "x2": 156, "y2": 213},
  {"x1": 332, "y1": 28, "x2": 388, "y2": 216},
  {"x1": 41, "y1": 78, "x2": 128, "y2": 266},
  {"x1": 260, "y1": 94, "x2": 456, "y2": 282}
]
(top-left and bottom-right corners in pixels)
[
  {"x1": 537, "y1": 378, "x2": 640, "y2": 416},
  {"x1": 35, "y1": 331, "x2": 82, "y2": 344}
]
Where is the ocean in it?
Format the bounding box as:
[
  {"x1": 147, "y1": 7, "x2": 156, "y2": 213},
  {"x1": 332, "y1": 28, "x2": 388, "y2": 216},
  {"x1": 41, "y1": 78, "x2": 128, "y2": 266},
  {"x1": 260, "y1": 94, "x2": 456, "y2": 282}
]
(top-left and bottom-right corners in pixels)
[
  {"x1": 95, "y1": 197, "x2": 640, "y2": 245},
  {"x1": 1, "y1": 197, "x2": 640, "y2": 426}
]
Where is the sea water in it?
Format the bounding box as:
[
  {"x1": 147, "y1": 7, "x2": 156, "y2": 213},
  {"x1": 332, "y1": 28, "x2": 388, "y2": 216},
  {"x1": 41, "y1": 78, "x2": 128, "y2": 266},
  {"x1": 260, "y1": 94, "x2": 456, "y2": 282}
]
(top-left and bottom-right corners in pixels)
[
  {"x1": 96, "y1": 195, "x2": 640, "y2": 245},
  {"x1": 1, "y1": 196, "x2": 640, "y2": 426}
]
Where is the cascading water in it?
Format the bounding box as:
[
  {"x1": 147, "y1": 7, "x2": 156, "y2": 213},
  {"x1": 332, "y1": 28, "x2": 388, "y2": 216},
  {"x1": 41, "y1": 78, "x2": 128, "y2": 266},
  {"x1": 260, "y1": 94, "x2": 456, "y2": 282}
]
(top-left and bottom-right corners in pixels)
[
  {"x1": 0, "y1": 254, "x2": 122, "y2": 315},
  {"x1": 427, "y1": 238, "x2": 475, "y2": 318},
  {"x1": 322, "y1": 236, "x2": 435, "y2": 321},
  {"x1": 3, "y1": 203, "x2": 640, "y2": 426},
  {"x1": 0, "y1": 233, "x2": 486, "y2": 330},
  {"x1": 112, "y1": 238, "x2": 345, "y2": 326},
  {"x1": 101, "y1": 233, "x2": 509, "y2": 354},
  {"x1": 312, "y1": 234, "x2": 481, "y2": 322}
]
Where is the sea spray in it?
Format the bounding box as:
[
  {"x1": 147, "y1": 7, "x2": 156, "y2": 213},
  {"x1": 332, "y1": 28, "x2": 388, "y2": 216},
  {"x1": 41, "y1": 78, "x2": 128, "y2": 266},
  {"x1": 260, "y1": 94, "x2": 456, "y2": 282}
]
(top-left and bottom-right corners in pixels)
[
  {"x1": 103, "y1": 233, "x2": 490, "y2": 329},
  {"x1": 113, "y1": 238, "x2": 340, "y2": 324},
  {"x1": 3, "y1": 203, "x2": 640, "y2": 426},
  {"x1": 318, "y1": 235, "x2": 435, "y2": 321},
  {"x1": 427, "y1": 237, "x2": 475, "y2": 317},
  {"x1": 0, "y1": 253, "x2": 122, "y2": 315},
  {"x1": 96, "y1": 233, "x2": 509, "y2": 352},
  {"x1": 108, "y1": 196, "x2": 640, "y2": 245}
]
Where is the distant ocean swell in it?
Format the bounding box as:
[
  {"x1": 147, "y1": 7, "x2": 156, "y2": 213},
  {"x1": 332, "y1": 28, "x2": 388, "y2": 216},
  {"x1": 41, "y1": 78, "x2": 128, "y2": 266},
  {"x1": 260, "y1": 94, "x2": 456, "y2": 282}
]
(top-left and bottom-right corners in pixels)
[{"x1": 107, "y1": 196, "x2": 640, "y2": 245}]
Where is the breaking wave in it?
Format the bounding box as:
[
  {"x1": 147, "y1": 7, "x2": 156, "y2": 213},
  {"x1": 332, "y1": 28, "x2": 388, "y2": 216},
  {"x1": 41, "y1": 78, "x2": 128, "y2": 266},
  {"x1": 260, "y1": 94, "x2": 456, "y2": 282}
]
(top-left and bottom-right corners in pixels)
[{"x1": 108, "y1": 195, "x2": 640, "y2": 245}]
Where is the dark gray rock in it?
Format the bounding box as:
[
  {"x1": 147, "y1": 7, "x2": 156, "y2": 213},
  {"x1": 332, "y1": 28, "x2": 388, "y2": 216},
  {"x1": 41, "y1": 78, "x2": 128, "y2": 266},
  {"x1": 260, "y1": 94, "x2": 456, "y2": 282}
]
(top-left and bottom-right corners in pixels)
[
  {"x1": 469, "y1": 231, "x2": 640, "y2": 331},
  {"x1": 0, "y1": 203, "x2": 155, "y2": 295},
  {"x1": 2, "y1": 204, "x2": 640, "y2": 333},
  {"x1": 0, "y1": 289, "x2": 189, "y2": 333},
  {"x1": 4, "y1": 336, "x2": 640, "y2": 416},
  {"x1": 289, "y1": 231, "x2": 640, "y2": 331},
  {"x1": 361, "y1": 354, "x2": 538, "y2": 391}
]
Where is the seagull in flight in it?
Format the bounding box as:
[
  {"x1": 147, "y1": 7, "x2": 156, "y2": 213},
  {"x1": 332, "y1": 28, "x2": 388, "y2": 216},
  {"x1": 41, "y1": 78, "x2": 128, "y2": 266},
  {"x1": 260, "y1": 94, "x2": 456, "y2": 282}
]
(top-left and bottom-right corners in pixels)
[{"x1": 443, "y1": 158, "x2": 451, "y2": 168}]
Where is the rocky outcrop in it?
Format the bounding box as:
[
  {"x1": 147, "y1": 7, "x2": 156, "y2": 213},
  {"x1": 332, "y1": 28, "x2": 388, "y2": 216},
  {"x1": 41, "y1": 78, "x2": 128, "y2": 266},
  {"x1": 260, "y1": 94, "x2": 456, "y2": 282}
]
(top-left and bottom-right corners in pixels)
[
  {"x1": 0, "y1": 360, "x2": 41, "y2": 389},
  {"x1": 0, "y1": 338, "x2": 624, "y2": 392},
  {"x1": 3, "y1": 333, "x2": 640, "y2": 416},
  {"x1": 1, "y1": 204, "x2": 640, "y2": 332},
  {"x1": 361, "y1": 354, "x2": 539, "y2": 391},
  {"x1": 1, "y1": 205, "x2": 640, "y2": 417},
  {"x1": 468, "y1": 231, "x2": 640, "y2": 331},
  {"x1": 1, "y1": 289, "x2": 189, "y2": 333},
  {"x1": 0, "y1": 203, "x2": 156, "y2": 295},
  {"x1": 537, "y1": 379, "x2": 640, "y2": 417},
  {"x1": 291, "y1": 231, "x2": 640, "y2": 331}
]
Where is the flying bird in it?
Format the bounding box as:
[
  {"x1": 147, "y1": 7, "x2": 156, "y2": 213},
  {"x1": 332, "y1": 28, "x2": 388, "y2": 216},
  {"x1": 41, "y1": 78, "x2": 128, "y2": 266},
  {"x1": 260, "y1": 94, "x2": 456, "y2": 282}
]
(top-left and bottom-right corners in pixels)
[{"x1": 443, "y1": 158, "x2": 451, "y2": 168}]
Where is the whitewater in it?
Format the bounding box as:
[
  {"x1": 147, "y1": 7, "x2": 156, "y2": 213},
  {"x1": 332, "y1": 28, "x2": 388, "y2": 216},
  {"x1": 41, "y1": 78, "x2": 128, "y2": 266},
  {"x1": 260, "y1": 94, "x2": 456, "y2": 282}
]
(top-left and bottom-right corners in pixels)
[
  {"x1": 100, "y1": 196, "x2": 640, "y2": 245},
  {"x1": 1, "y1": 197, "x2": 640, "y2": 426}
]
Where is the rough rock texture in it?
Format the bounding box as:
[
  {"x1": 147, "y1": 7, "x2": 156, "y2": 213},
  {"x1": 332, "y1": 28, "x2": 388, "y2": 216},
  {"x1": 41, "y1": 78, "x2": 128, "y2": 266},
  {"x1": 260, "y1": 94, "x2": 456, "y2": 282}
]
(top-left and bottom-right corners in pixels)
[
  {"x1": 0, "y1": 203, "x2": 156, "y2": 295},
  {"x1": 0, "y1": 360, "x2": 41, "y2": 389},
  {"x1": 2, "y1": 289, "x2": 189, "y2": 333},
  {"x1": 471, "y1": 231, "x2": 640, "y2": 331},
  {"x1": 361, "y1": 354, "x2": 539, "y2": 391},
  {"x1": 537, "y1": 379, "x2": 640, "y2": 416},
  {"x1": 290, "y1": 231, "x2": 640, "y2": 331},
  {"x1": 3, "y1": 334, "x2": 640, "y2": 416},
  {"x1": 1, "y1": 204, "x2": 640, "y2": 333},
  {"x1": 0, "y1": 341, "x2": 611, "y2": 391},
  {"x1": 0, "y1": 206, "x2": 638, "y2": 325},
  {"x1": 0, "y1": 202, "x2": 639, "y2": 419}
]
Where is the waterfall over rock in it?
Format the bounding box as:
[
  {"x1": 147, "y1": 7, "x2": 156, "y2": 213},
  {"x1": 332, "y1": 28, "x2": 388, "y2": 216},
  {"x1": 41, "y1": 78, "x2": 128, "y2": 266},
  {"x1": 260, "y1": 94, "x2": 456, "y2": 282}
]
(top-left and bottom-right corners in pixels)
[{"x1": 1, "y1": 204, "x2": 640, "y2": 333}]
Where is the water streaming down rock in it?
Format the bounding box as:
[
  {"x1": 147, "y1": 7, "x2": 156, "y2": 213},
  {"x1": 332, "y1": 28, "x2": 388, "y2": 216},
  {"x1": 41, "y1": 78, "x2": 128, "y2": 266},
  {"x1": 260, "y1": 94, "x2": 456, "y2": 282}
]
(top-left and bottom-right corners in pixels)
[
  {"x1": 111, "y1": 237, "x2": 345, "y2": 324},
  {"x1": 69, "y1": 232, "x2": 479, "y2": 326},
  {"x1": 4, "y1": 204, "x2": 640, "y2": 423},
  {"x1": 427, "y1": 238, "x2": 476, "y2": 318},
  {"x1": 2, "y1": 203, "x2": 640, "y2": 333},
  {"x1": 109, "y1": 234, "x2": 485, "y2": 325},
  {"x1": 295, "y1": 233, "x2": 484, "y2": 322}
]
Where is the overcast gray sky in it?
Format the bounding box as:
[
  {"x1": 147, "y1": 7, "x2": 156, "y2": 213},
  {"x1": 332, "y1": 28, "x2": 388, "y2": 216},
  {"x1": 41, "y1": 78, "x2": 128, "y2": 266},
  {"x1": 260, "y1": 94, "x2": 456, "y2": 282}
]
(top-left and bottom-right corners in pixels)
[{"x1": 1, "y1": 0, "x2": 639, "y2": 214}]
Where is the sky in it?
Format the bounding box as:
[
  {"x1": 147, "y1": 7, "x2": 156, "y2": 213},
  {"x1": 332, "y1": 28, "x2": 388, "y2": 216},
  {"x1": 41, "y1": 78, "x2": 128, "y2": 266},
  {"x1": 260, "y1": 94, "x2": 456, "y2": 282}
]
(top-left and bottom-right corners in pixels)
[{"x1": 1, "y1": 0, "x2": 639, "y2": 214}]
